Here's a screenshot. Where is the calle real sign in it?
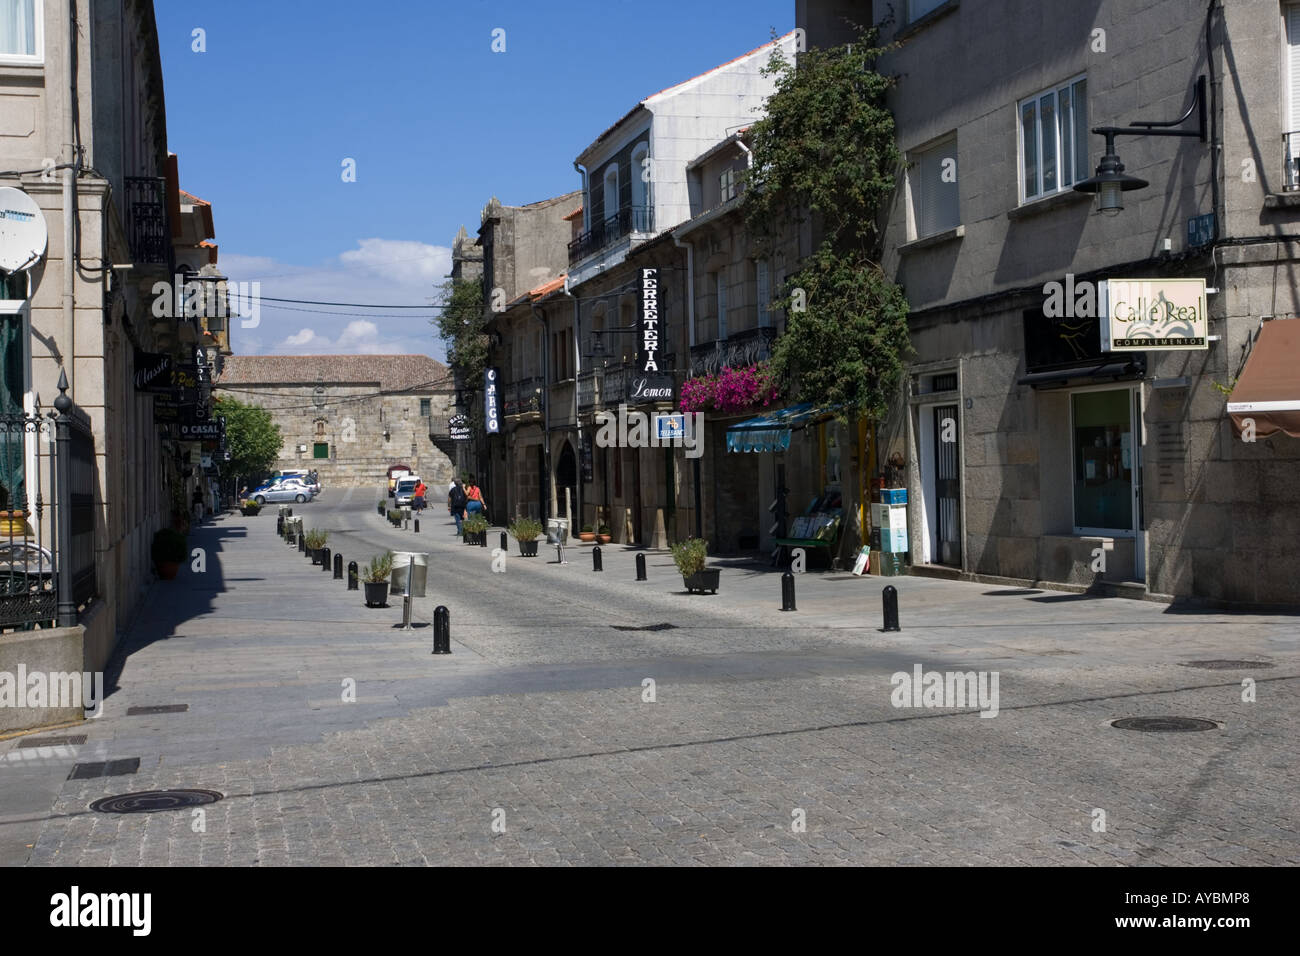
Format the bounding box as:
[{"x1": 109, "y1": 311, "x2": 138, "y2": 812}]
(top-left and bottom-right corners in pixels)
[{"x1": 1101, "y1": 278, "x2": 1208, "y2": 351}]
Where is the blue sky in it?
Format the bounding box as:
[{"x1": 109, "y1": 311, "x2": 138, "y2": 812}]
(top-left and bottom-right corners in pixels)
[{"x1": 154, "y1": 0, "x2": 792, "y2": 358}]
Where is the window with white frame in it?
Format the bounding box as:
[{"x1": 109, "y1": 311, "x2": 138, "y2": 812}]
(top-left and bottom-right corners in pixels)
[
  {"x1": 908, "y1": 137, "x2": 960, "y2": 238},
  {"x1": 0, "y1": 0, "x2": 41, "y2": 62},
  {"x1": 1019, "y1": 76, "x2": 1089, "y2": 202},
  {"x1": 631, "y1": 143, "x2": 649, "y2": 212},
  {"x1": 756, "y1": 259, "x2": 772, "y2": 328},
  {"x1": 1286, "y1": 4, "x2": 1300, "y2": 190},
  {"x1": 719, "y1": 166, "x2": 739, "y2": 204}
]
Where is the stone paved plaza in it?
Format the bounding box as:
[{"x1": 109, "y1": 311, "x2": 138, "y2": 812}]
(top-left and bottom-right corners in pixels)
[{"x1": 3, "y1": 487, "x2": 1297, "y2": 866}]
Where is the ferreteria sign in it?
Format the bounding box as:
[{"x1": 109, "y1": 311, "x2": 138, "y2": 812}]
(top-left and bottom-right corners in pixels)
[
  {"x1": 636, "y1": 266, "x2": 674, "y2": 400},
  {"x1": 1101, "y1": 278, "x2": 1208, "y2": 351}
]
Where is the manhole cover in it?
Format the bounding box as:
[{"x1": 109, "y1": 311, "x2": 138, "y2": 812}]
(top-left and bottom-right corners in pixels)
[
  {"x1": 610, "y1": 622, "x2": 677, "y2": 631},
  {"x1": 90, "y1": 789, "x2": 223, "y2": 814},
  {"x1": 1179, "y1": 660, "x2": 1274, "y2": 670},
  {"x1": 18, "y1": 734, "x2": 86, "y2": 748},
  {"x1": 126, "y1": 704, "x2": 189, "y2": 715},
  {"x1": 1111, "y1": 717, "x2": 1219, "y2": 733}
]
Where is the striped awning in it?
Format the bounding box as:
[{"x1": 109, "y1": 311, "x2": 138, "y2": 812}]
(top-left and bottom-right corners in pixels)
[
  {"x1": 725, "y1": 403, "x2": 836, "y2": 453},
  {"x1": 1228, "y1": 321, "x2": 1300, "y2": 439}
]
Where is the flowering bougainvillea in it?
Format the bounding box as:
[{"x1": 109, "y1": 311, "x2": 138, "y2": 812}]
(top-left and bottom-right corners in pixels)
[{"x1": 680, "y1": 362, "x2": 781, "y2": 414}]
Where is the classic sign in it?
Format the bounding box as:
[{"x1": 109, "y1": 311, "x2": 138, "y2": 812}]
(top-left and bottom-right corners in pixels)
[{"x1": 1101, "y1": 278, "x2": 1208, "y2": 351}]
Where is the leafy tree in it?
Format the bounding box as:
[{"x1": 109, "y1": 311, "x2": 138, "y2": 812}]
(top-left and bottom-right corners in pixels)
[
  {"x1": 214, "y1": 396, "x2": 282, "y2": 484},
  {"x1": 434, "y1": 277, "x2": 487, "y2": 428},
  {"x1": 744, "y1": 24, "x2": 912, "y2": 420}
]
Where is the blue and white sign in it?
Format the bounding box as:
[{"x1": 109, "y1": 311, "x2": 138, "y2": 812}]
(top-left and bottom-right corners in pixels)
[
  {"x1": 655, "y1": 413, "x2": 686, "y2": 441},
  {"x1": 484, "y1": 367, "x2": 500, "y2": 434}
]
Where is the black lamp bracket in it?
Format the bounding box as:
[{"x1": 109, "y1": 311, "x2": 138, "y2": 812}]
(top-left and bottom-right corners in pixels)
[{"x1": 1092, "y1": 75, "x2": 1207, "y2": 149}]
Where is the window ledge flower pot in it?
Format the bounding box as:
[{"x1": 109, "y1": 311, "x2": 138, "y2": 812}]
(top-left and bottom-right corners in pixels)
[
  {"x1": 597, "y1": 534, "x2": 612, "y2": 545},
  {"x1": 682, "y1": 569, "x2": 720, "y2": 594},
  {"x1": 364, "y1": 582, "x2": 389, "y2": 608},
  {"x1": 577, "y1": 531, "x2": 596, "y2": 543}
]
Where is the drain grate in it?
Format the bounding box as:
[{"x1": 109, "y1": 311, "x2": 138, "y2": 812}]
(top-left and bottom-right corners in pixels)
[
  {"x1": 18, "y1": 734, "x2": 86, "y2": 749},
  {"x1": 610, "y1": 622, "x2": 678, "y2": 632},
  {"x1": 126, "y1": 704, "x2": 189, "y2": 715},
  {"x1": 1179, "y1": 660, "x2": 1274, "y2": 670},
  {"x1": 68, "y1": 758, "x2": 140, "y2": 780},
  {"x1": 1111, "y1": 717, "x2": 1219, "y2": 733},
  {"x1": 90, "y1": 789, "x2": 223, "y2": 814}
]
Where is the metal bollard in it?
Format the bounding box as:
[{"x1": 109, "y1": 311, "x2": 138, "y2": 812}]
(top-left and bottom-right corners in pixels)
[
  {"x1": 347, "y1": 561, "x2": 359, "y2": 590},
  {"x1": 593, "y1": 546, "x2": 602, "y2": 572},
  {"x1": 480, "y1": 531, "x2": 487, "y2": 547},
  {"x1": 635, "y1": 553, "x2": 647, "y2": 581},
  {"x1": 500, "y1": 531, "x2": 508, "y2": 551},
  {"x1": 297, "y1": 532, "x2": 305, "y2": 553},
  {"x1": 414, "y1": 518, "x2": 420, "y2": 533},
  {"x1": 781, "y1": 570, "x2": 797, "y2": 611},
  {"x1": 882, "y1": 585, "x2": 901, "y2": 632},
  {"x1": 432, "y1": 606, "x2": 451, "y2": 654},
  {"x1": 334, "y1": 553, "x2": 343, "y2": 579},
  {"x1": 321, "y1": 547, "x2": 331, "y2": 571},
  {"x1": 276, "y1": 516, "x2": 283, "y2": 535}
]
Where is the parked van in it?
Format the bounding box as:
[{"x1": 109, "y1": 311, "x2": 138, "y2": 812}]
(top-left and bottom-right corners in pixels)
[{"x1": 387, "y1": 464, "x2": 412, "y2": 497}]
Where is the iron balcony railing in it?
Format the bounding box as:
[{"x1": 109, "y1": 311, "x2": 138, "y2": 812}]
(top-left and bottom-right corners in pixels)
[
  {"x1": 567, "y1": 205, "x2": 653, "y2": 264},
  {"x1": 577, "y1": 369, "x2": 602, "y2": 410},
  {"x1": 123, "y1": 176, "x2": 174, "y2": 271},
  {"x1": 0, "y1": 386, "x2": 98, "y2": 632},
  {"x1": 689, "y1": 326, "x2": 778, "y2": 378},
  {"x1": 503, "y1": 377, "x2": 543, "y2": 416},
  {"x1": 1285, "y1": 131, "x2": 1300, "y2": 192}
]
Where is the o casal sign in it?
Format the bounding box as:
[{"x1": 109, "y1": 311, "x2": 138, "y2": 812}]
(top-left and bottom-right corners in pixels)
[{"x1": 1101, "y1": 278, "x2": 1208, "y2": 351}]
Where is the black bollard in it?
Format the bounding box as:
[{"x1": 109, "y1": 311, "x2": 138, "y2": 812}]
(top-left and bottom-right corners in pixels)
[
  {"x1": 882, "y1": 585, "x2": 901, "y2": 632},
  {"x1": 479, "y1": 531, "x2": 487, "y2": 547},
  {"x1": 321, "y1": 547, "x2": 331, "y2": 571},
  {"x1": 635, "y1": 553, "x2": 647, "y2": 581},
  {"x1": 432, "y1": 605, "x2": 451, "y2": 654},
  {"x1": 414, "y1": 517, "x2": 420, "y2": 533},
  {"x1": 297, "y1": 532, "x2": 305, "y2": 553},
  {"x1": 347, "y1": 561, "x2": 359, "y2": 590},
  {"x1": 276, "y1": 516, "x2": 283, "y2": 535},
  {"x1": 500, "y1": 531, "x2": 508, "y2": 551},
  {"x1": 593, "y1": 546, "x2": 603, "y2": 572},
  {"x1": 333, "y1": 553, "x2": 343, "y2": 579},
  {"x1": 285, "y1": 508, "x2": 293, "y2": 517},
  {"x1": 781, "y1": 570, "x2": 797, "y2": 611}
]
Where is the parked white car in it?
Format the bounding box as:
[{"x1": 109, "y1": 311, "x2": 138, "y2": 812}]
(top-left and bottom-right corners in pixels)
[{"x1": 393, "y1": 476, "x2": 421, "y2": 508}]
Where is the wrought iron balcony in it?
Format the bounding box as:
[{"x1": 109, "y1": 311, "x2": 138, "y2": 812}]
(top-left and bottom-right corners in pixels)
[
  {"x1": 503, "y1": 377, "x2": 543, "y2": 417},
  {"x1": 689, "y1": 326, "x2": 777, "y2": 378},
  {"x1": 123, "y1": 176, "x2": 174, "y2": 270},
  {"x1": 567, "y1": 205, "x2": 653, "y2": 264},
  {"x1": 1285, "y1": 131, "x2": 1300, "y2": 192},
  {"x1": 577, "y1": 369, "x2": 602, "y2": 410}
]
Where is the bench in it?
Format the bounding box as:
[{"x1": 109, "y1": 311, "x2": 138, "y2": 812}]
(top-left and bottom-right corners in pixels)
[{"x1": 773, "y1": 506, "x2": 843, "y2": 569}]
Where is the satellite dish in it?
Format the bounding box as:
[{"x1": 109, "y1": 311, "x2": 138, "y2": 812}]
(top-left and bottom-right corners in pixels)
[{"x1": 0, "y1": 187, "x2": 48, "y2": 274}]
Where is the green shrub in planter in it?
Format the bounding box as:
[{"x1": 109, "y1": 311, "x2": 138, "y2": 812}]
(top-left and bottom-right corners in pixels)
[
  {"x1": 304, "y1": 529, "x2": 329, "y2": 550},
  {"x1": 507, "y1": 516, "x2": 542, "y2": 542},
  {"x1": 463, "y1": 513, "x2": 489, "y2": 534},
  {"x1": 361, "y1": 551, "x2": 393, "y2": 583},
  {"x1": 670, "y1": 537, "x2": 708, "y2": 577},
  {"x1": 387, "y1": 509, "x2": 404, "y2": 525},
  {"x1": 152, "y1": 527, "x2": 188, "y2": 565}
]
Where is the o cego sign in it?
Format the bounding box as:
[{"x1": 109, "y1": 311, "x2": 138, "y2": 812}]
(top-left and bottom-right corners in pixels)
[{"x1": 484, "y1": 367, "x2": 500, "y2": 434}]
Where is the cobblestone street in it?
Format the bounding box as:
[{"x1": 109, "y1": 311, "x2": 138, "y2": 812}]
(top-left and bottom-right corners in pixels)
[{"x1": 4, "y1": 489, "x2": 1297, "y2": 866}]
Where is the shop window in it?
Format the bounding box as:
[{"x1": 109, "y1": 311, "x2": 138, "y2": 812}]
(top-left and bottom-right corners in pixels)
[
  {"x1": 908, "y1": 137, "x2": 960, "y2": 238},
  {"x1": 1071, "y1": 389, "x2": 1133, "y2": 532},
  {"x1": 1019, "y1": 76, "x2": 1089, "y2": 203},
  {"x1": 313, "y1": 442, "x2": 329, "y2": 460}
]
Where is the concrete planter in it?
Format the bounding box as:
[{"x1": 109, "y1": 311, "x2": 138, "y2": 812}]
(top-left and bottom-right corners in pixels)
[
  {"x1": 363, "y1": 582, "x2": 389, "y2": 608},
  {"x1": 517, "y1": 539, "x2": 539, "y2": 557}
]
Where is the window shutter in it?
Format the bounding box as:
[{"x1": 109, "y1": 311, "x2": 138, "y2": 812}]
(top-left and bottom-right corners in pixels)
[{"x1": 917, "y1": 144, "x2": 959, "y2": 238}]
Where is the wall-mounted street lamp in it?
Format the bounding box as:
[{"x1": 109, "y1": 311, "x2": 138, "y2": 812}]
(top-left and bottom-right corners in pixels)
[
  {"x1": 588, "y1": 325, "x2": 639, "y2": 358},
  {"x1": 1074, "y1": 75, "x2": 1207, "y2": 216}
]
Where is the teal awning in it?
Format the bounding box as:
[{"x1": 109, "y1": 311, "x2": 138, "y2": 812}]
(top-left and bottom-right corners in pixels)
[{"x1": 725, "y1": 403, "x2": 835, "y2": 453}]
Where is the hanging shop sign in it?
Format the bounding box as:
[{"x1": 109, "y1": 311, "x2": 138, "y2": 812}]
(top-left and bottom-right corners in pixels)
[
  {"x1": 1101, "y1": 278, "x2": 1208, "y2": 351},
  {"x1": 635, "y1": 266, "x2": 675, "y2": 400},
  {"x1": 449, "y1": 414, "x2": 471, "y2": 441},
  {"x1": 484, "y1": 368, "x2": 500, "y2": 434},
  {"x1": 133, "y1": 350, "x2": 173, "y2": 393},
  {"x1": 178, "y1": 417, "x2": 225, "y2": 442}
]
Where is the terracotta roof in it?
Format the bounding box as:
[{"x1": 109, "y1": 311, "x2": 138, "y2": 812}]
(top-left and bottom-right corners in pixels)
[
  {"x1": 179, "y1": 188, "x2": 211, "y2": 206},
  {"x1": 529, "y1": 275, "x2": 567, "y2": 299},
  {"x1": 562, "y1": 205, "x2": 583, "y2": 221},
  {"x1": 217, "y1": 354, "x2": 451, "y2": 392}
]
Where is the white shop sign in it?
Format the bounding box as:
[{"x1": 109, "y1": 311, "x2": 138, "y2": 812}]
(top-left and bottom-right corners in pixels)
[{"x1": 1100, "y1": 278, "x2": 1208, "y2": 351}]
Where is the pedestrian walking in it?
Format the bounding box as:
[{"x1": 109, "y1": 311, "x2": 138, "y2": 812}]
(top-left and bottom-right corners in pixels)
[
  {"x1": 413, "y1": 479, "x2": 427, "y2": 512},
  {"x1": 465, "y1": 478, "x2": 485, "y2": 518},
  {"x1": 448, "y1": 479, "x2": 467, "y2": 534}
]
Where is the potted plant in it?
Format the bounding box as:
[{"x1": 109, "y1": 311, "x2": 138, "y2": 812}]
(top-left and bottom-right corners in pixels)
[
  {"x1": 378, "y1": 499, "x2": 386, "y2": 516},
  {"x1": 597, "y1": 524, "x2": 612, "y2": 545},
  {"x1": 387, "y1": 509, "x2": 404, "y2": 528},
  {"x1": 578, "y1": 523, "x2": 596, "y2": 543},
  {"x1": 671, "y1": 537, "x2": 719, "y2": 594},
  {"x1": 240, "y1": 499, "x2": 262, "y2": 517},
  {"x1": 508, "y1": 516, "x2": 543, "y2": 556},
  {"x1": 463, "y1": 512, "x2": 489, "y2": 546},
  {"x1": 152, "y1": 527, "x2": 188, "y2": 580},
  {"x1": 361, "y1": 551, "x2": 393, "y2": 608},
  {"x1": 305, "y1": 529, "x2": 328, "y2": 563}
]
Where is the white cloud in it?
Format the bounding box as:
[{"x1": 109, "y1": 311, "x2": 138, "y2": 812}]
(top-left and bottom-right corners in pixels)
[{"x1": 218, "y1": 239, "x2": 452, "y2": 359}]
